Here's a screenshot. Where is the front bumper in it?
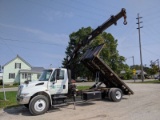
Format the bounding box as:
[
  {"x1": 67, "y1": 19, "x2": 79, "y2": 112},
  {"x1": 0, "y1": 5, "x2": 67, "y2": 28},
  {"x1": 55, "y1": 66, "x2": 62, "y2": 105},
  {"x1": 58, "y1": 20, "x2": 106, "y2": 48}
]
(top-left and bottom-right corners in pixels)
[{"x1": 17, "y1": 96, "x2": 31, "y2": 104}]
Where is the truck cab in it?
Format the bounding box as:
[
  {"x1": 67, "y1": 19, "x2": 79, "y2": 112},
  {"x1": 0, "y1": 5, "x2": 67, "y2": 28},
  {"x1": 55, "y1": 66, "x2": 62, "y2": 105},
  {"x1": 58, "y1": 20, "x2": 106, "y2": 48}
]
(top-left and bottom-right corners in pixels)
[{"x1": 17, "y1": 68, "x2": 70, "y2": 115}]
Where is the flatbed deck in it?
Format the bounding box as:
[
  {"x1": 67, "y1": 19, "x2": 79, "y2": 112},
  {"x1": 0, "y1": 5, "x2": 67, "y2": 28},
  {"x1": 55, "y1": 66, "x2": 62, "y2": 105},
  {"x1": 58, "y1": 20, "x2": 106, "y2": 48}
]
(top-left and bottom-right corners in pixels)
[{"x1": 81, "y1": 44, "x2": 134, "y2": 95}]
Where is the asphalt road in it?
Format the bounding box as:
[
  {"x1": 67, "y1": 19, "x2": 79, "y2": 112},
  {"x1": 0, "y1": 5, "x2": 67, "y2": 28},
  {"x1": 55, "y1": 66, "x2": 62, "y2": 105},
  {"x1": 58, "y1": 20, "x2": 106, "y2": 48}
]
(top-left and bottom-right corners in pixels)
[{"x1": 0, "y1": 82, "x2": 160, "y2": 120}]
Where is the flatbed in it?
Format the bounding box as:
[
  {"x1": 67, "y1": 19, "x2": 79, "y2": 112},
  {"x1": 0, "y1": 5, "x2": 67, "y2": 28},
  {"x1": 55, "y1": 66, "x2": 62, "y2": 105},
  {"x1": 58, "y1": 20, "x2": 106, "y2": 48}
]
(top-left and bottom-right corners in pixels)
[{"x1": 81, "y1": 44, "x2": 134, "y2": 95}]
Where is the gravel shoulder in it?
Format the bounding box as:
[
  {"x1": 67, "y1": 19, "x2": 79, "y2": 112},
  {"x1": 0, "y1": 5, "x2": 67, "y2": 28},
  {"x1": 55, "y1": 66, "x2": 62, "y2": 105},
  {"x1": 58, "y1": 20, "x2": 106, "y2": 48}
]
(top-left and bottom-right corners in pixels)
[{"x1": 0, "y1": 83, "x2": 160, "y2": 120}]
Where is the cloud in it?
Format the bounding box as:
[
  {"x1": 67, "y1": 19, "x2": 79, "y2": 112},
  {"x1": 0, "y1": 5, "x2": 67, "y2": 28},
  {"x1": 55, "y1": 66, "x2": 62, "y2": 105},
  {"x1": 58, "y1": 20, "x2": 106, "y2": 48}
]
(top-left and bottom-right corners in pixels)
[
  {"x1": 23, "y1": 27, "x2": 69, "y2": 45},
  {"x1": 0, "y1": 23, "x2": 69, "y2": 45},
  {"x1": 43, "y1": 10, "x2": 74, "y2": 21}
]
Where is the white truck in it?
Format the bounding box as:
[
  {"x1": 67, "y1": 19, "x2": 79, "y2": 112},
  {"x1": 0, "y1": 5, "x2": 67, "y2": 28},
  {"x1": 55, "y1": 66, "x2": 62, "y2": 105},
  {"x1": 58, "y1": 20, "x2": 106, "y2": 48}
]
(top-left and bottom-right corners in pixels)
[{"x1": 17, "y1": 8, "x2": 134, "y2": 116}]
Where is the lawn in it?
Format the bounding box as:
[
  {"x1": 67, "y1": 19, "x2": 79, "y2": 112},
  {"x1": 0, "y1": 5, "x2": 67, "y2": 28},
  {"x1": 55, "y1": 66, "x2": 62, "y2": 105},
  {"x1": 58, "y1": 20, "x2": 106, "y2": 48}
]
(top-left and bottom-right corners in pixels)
[
  {"x1": 0, "y1": 91, "x2": 17, "y2": 108},
  {"x1": 77, "y1": 86, "x2": 90, "y2": 90}
]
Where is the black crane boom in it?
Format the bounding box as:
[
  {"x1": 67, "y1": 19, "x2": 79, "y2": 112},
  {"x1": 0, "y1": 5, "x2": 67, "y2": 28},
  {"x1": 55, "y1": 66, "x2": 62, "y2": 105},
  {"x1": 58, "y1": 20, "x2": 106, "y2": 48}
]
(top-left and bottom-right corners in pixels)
[{"x1": 66, "y1": 8, "x2": 127, "y2": 68}]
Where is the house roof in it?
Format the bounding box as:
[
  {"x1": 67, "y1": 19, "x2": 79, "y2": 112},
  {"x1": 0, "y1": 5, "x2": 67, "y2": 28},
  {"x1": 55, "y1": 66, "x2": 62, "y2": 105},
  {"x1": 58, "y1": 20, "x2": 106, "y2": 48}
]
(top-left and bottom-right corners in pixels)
[
  {"x1": 3, "y1": 55, "x2": 32, "y2": 67},
  {"x1": 19, "y1": 67, "x2": 44, "y2": 74},
  {"x1": 3, "y1": 55, "x2": 44, "y2": 74}
]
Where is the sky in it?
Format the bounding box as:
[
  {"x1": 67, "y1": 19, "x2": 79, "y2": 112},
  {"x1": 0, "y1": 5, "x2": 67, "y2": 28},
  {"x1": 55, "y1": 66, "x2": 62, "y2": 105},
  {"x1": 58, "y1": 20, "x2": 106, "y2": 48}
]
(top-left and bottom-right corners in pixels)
[{"x1": 0, "y1": 0, "x2": 160, "y2": 69}]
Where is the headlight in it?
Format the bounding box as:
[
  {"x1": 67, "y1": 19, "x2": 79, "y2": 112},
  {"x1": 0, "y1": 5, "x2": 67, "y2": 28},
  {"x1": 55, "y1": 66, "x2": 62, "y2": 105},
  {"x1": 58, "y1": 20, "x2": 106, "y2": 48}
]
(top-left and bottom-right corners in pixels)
[{"x1": 20, "y1": 93, "x2": 29, "y2": 97}]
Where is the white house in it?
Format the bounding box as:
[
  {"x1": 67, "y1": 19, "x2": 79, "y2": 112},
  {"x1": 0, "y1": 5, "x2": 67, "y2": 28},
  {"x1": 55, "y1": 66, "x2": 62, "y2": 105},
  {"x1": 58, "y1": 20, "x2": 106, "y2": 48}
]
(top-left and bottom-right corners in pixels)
[{"x1": 3, "y1": 55, "x2": 44, "y2": 84}]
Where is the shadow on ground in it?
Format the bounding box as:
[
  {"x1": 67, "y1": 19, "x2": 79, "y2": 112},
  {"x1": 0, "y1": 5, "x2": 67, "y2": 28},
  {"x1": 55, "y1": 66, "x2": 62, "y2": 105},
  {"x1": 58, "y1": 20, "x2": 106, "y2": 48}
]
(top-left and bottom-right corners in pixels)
[
  {"x1": 3, "y1": 105, "x2": 31, "y2": 116},
  {"x1": 3, "y1": 105, "x2": 62, "y2": 116}
]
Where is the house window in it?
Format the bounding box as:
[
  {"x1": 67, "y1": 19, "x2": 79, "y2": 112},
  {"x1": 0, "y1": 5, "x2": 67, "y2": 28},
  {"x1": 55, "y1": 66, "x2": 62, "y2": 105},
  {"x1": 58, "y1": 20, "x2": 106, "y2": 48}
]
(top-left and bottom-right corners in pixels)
[
  {"x1": 22, "y1": 73, "x2": 31, "y2": 79},
  {"x1": 9, "y1": 73, "x2": 15, "y2": 79},
  {"x1": 22, "y1": 73, "x2": 27, "y2": 79},
  {"x1": 15, "y1": 63, "x2": 21, "y2": 69},
  {"x1": 27, "y1": 74, "x2": 31, "y2": 80},
  {"x1": 22, "y1": 73, "x2": 30, "y2": 79}
]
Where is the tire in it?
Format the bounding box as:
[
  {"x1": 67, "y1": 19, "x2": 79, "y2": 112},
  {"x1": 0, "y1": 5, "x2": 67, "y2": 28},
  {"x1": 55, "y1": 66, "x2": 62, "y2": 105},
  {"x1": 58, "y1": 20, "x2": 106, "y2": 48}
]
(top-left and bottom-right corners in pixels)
[
  {"x1": 109, "y1": 88, "x2": 123, "y2": 102},
  {"x1": 29, "y1": 95, "x2": 49, "y2": 115},
  {"x1": 108, "y1": 88, "x2": 113, "y2": 101}
]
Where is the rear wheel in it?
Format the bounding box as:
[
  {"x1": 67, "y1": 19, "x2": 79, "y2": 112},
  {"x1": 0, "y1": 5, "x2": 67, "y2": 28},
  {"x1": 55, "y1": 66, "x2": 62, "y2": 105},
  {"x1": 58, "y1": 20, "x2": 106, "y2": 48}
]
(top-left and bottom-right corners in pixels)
[
  {"x1": 109, "y1": 88, "x2": 123, "y2": 102},
  {"x1": 29, "y1": 95, "x2": 49, "y2": 115},
  {"x1": 108, "y1": 88, "x2": 113, "y2": 101}
]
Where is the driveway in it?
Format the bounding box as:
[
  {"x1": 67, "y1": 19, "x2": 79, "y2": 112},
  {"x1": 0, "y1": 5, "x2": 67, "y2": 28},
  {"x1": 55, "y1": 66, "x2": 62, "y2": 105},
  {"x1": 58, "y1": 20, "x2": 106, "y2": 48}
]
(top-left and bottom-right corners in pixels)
[
  {"x1": 0, "y1": 87, "x2": 18, "y2": 92},
  {"x1": 0, "y1": 83, "x2": 160, "y2": 120}
]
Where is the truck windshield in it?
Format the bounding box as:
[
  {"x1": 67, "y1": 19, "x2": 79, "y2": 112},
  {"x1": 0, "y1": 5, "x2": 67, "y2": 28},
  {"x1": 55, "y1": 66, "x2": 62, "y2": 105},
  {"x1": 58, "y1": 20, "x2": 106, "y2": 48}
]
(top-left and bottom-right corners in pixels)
[{"x1": 39, "y1": 70, "x2": 52, "y2": 81}]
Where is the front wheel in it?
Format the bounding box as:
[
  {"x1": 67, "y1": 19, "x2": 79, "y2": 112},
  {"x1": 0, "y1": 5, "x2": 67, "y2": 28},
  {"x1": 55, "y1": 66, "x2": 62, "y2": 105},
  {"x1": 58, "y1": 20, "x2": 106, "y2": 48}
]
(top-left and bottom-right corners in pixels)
[{"x1": 29, "y1": 95, "x2": 49, "y2": 115}]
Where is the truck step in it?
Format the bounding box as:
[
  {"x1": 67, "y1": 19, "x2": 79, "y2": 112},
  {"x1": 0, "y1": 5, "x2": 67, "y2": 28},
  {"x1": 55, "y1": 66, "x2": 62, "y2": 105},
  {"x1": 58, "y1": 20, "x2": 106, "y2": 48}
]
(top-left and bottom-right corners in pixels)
[
  {"x1": 52, "y1": 95, "x2": 67, "y2": 99},
  {"x1": 52, "y1": 103, "x2": 68, "y2": 107}
]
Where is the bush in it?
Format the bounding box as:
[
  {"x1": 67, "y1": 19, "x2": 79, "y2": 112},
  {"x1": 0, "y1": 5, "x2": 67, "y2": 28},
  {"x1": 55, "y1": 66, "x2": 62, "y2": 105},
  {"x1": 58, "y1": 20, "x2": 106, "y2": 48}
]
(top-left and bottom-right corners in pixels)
[
  {"x1": 0, "y1": 80, "x2": 2, "y2": 85},
  {"x1": 120, "y1": 70, "x2": 132, "y2": 80},
  {"x1": 13, "y1": 82, "x2": 20, "y2": 86}
]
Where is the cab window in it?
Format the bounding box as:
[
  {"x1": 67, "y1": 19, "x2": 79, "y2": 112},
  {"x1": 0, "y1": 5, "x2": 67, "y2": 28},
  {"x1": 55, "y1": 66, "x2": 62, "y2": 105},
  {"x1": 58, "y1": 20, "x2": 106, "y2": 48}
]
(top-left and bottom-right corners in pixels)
[
  {"x1": 50, "y1": 69, "x2": 64, "y2": 82},
  {"x1": 59, "y1": 70, "x2": 64, "y2": 79}
]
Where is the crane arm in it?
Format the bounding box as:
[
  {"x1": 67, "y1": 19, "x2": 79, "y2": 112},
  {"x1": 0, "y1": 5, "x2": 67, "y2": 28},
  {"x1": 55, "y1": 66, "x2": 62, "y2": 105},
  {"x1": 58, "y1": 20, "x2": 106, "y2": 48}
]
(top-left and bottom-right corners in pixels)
[{"x1": 66, "y1": 8, "x2": 127, "y2": 68}]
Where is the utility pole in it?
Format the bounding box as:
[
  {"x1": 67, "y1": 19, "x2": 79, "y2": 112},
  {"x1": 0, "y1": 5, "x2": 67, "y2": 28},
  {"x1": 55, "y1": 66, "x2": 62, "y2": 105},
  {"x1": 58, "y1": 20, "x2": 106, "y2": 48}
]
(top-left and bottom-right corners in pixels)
[
  {"x1": 136, "y1": 13, "x2": 144, "y2": 82},
  {"x1": 158, "y1": 59, "x2": 160, "y2": 81},
  {"x1": 132, "y1": 56, "x2": 136, "y2": 82},
  {"x1": 132, "y1": 56, "x2": 135, "y2": 67}
]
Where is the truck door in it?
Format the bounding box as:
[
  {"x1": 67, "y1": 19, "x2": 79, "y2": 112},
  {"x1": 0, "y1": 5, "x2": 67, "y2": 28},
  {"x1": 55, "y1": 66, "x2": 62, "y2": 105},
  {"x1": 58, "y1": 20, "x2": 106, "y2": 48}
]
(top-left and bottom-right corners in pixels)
[{"x1": 48, "y1": 69, "x2": 68, "y2": 95}]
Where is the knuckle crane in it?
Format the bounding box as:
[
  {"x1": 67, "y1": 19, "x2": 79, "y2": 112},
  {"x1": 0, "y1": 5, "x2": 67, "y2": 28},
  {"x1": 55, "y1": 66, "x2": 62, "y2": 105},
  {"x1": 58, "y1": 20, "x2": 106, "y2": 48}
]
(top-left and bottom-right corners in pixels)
[{"x1": 66, "y1": 8, "x2": 127, "y2": 68}]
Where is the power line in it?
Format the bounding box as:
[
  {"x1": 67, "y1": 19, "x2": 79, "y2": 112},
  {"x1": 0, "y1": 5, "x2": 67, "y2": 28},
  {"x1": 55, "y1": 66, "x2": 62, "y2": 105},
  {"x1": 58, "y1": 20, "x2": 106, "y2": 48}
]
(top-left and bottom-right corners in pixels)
[
  {"x1": 49, "y1": 0, "x2": 106, "y2": 17},
  {"x1": 0, "y1": 37, "x2": 16, "y2": 55},
  {"x1": 0, "y1": 36, "x2": 61, "y2": 46},
  {"x1": 74, "y1": 0, "x2": 113, "y2": 14},
  {"x1": 142, "y1": 47, "x2": 160, "y2": 58},
  {"x1": 24, "y1": 0, "x2": 103, "y2": 22}
]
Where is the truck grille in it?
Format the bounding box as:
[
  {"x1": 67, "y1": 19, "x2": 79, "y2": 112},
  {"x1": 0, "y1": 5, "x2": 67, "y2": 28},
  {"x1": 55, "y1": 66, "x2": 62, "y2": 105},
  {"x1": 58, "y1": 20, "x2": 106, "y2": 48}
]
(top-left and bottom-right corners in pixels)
[{"x1": 17, "y1": 85, "x2": 23, "y2": 97}]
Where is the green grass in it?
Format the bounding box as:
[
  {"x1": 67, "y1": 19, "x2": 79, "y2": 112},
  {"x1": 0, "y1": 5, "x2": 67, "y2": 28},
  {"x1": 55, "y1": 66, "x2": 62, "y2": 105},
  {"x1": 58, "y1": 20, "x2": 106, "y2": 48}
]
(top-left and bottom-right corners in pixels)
[
  {"x1": 0, "y1": 91, "x2": 17, "y2": 108},
  {"x1": 77, "y1": 86, "x2": 90, "y2": 90}
]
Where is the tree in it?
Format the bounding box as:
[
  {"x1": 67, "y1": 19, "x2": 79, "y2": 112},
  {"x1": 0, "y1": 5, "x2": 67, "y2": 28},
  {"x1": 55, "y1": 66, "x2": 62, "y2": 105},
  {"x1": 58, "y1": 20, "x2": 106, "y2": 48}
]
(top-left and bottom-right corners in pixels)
[
  {"x1": 130, "y1": 65, "x2": 141, "y2": 70},
  {"x1": 150, "y1": 63, "x2": 159, "y2": 76},
  {"x1": 130, "y1": 64, "x2": 155, "y2": 76},
  {"x1": 62, "y1": 27, "x2": 128, "y2": 79}
]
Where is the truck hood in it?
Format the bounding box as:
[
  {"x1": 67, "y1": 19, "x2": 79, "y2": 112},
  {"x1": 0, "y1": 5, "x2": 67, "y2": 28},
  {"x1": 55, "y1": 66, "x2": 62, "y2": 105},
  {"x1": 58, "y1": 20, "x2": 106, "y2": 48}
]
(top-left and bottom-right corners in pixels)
[
  {"x1": 23, "y1": 81, "x2": 47, "y2": 88},
  {"x1": 19, "y1": 81, "x2": 49, "y2": 96}
]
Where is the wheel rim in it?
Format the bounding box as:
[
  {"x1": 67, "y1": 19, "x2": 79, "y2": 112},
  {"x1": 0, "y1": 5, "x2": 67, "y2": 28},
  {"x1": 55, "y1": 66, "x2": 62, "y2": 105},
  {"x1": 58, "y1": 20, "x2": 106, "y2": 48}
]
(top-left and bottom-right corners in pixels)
[
  {"x1": 115, "y1": 91, "x2": 121, "y2": 99},
  {"x1": 34, "y1": 99, "x2": 46, "y2": 112}
]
